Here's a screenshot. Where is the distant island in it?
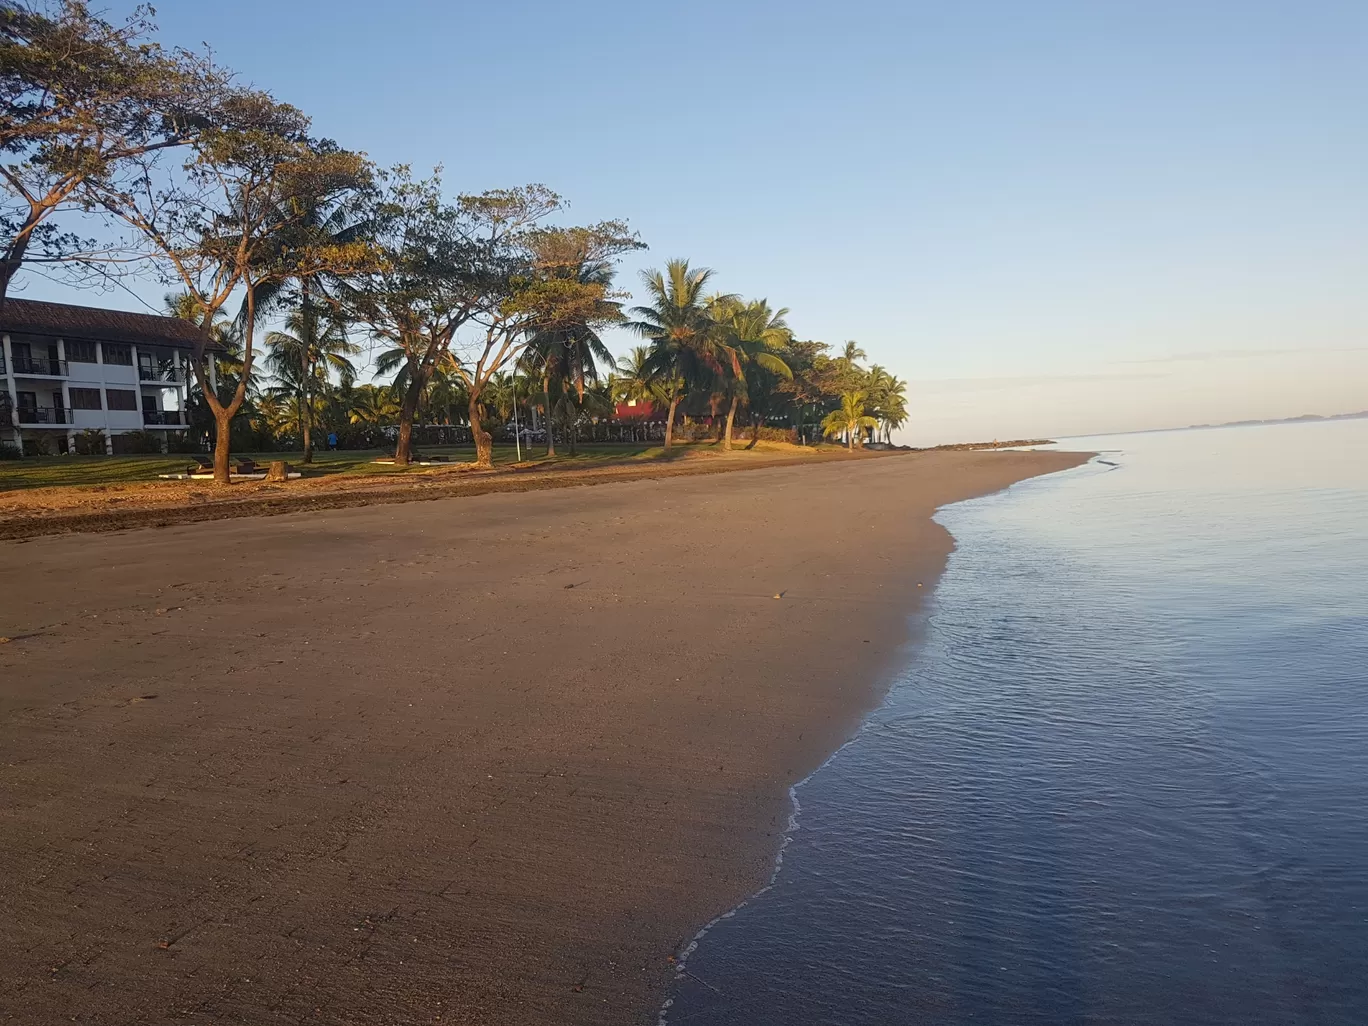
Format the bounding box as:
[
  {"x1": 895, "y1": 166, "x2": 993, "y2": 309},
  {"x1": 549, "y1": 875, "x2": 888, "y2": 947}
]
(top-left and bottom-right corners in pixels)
[
  {"x1": 1185, "y1": 411, "x2": 1368, "y2": 430},
  {"x1": 1066, "y1": 410, "x2": 1368, "y2": 441}
]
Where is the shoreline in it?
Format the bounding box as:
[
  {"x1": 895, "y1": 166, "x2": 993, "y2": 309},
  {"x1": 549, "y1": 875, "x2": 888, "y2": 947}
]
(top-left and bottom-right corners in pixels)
[
  {"x1": 0, "y1": 449, "x2": 1088, "y2": 1025},
  {"x1": 659, "y1": 452, "x2": 1094, "y2": 1023}
]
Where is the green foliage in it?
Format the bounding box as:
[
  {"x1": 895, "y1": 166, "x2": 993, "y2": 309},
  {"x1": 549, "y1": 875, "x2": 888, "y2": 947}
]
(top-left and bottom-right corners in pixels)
[
  {"x1": 0, "y1": 0, "x2": 235, "y2": 302},
  {"x1": 822, "y1": 390, "x2": 880, "y2": 450},
  {"x1": 111, "y1": 429, "x2": 165, "y2": 454},
  {"x1": 73, "y1": 427, "x2": 105, "y2": 455},
  {"x1": 0, "y1": 441, "x2": 22, "y2": 459}
]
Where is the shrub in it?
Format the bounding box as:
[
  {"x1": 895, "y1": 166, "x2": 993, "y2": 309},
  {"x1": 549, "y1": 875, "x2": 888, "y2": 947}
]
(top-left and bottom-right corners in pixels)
[
  {"x1": 166, "y1": 433, "x2": 202, "y2": 454},
  {"x1": 747, "y1": 425, "x2": 799, "y2": 443},
  {"x1": 24, "y1": 433, "x2": 53, "y2": 456},
  {"x1": 0, "y1": 442, "x2": 21, "y2": 460},
  {"x1": 110, "y1": 430, "x2": 165, "y2": 455},
  {"x1": 73, "y1": 428, "x2": 107, "y2": 455}
]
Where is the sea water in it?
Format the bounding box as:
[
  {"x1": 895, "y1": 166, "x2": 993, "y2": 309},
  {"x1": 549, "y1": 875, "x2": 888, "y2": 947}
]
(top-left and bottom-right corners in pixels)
[{"x1": 663, "y1": 418, "x2": 1368, "y2": 1026}]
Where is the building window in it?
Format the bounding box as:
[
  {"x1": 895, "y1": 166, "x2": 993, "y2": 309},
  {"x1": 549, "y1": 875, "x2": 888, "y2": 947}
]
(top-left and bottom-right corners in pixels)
[
  {"x1": 70, "y1": 387, "x2": 103, "y2": 410},
  {"x1": 104, "y1": 344, "x2": 133, "y2": 366},
  {"x1": 105, "y1": 388, "x2": 138, "y2": 411},
  {"x1": 66, "y1": 340, "x2": 98, "y2": 363}
]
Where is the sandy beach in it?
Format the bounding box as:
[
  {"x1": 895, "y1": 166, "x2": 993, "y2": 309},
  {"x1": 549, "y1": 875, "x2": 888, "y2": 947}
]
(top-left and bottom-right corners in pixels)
[{"x1": 0, "y1": 449, "x2": 1084, "y2": 1025}]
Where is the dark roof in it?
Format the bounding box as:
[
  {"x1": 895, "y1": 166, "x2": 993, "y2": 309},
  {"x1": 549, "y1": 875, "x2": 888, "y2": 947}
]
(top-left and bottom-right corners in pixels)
[{"x1": 0, "y1": 298, "x2": 207, "y2": 350}]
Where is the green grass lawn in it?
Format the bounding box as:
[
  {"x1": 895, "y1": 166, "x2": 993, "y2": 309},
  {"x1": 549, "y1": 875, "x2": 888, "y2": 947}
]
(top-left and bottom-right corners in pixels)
[{"x1": 0, "y1": 442, "x2": 692, "y2": 492}]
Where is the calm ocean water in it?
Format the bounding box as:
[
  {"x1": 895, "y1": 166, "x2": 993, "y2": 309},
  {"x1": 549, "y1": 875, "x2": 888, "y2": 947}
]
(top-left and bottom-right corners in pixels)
[{"x1": 663, "y1": 418, "x2": 1368, "y2": 1026}]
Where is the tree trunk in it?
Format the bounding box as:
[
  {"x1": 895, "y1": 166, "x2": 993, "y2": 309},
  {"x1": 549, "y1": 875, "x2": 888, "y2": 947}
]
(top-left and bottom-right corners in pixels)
[
  {"x1": 723, "y1": 393, "x2": 740, "y2": 450},
  {"x1": 301, "y1": 284, "x2": 314, "y2": 464},
  {"x1": 394, "y1": 363, "x2": 430, "y2": 467},
  {"x1": 469, "y1": 391, "x2": 492, "y2": 467},
  {"x1": 664, "y1": 395, "x2": 680, "y2": 449},
  {"x1": 543, "y1": 376, "x2": 555, "y2": 457},
  {"x1": 746, "y1": 414, "x2": 760, "y2": 450},
  {"x1": 213, "y1": 410, "x2": 233, "y2": 482},
  {"x1": 394, "y1": 385, "x2": 421, "y2": 466}
]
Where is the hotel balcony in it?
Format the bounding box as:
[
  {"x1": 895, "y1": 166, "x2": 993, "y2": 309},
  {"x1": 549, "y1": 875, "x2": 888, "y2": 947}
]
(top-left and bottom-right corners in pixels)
[
  {"x1": 11, "y1": 354, "x2": 68, "y2": 377},
  {"x1": 142, "y1": 410, "x2": 184, "y2": 426},
  {"x1": 17, "y1": 405, "x2": 73, "y2": 425},
  {"x1": 139, "y1": 366, "x2": 184, "y2": 383}
]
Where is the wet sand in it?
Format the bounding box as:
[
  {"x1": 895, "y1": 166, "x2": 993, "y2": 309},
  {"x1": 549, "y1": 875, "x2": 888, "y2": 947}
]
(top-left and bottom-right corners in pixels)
[{"x1": 0, "y1": 449, "x2": 1085, "y2": 1025}]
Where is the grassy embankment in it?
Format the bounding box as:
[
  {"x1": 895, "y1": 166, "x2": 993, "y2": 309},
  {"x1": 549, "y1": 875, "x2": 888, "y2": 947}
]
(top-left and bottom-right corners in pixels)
[{"x1": 0, "y1": 443, "x2": 732, "y2": 492}]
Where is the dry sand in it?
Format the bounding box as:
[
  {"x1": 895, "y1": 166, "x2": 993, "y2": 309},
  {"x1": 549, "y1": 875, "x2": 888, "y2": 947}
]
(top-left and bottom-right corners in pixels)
[{"x1": 0, "y1": 449, "x2": 1086, "y2": 1025}]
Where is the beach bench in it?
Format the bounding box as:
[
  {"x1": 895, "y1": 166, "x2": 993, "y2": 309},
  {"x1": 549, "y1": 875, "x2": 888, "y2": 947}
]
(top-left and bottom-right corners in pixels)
[{"x1": 185, "y1": 454, "x2": 213, "y2": 474}]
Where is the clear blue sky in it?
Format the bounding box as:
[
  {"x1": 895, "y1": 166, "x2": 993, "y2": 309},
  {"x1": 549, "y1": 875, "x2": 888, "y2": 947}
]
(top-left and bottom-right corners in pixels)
[{"x1": 23, "y1": 0, "x2": 1368, "y2": 442}]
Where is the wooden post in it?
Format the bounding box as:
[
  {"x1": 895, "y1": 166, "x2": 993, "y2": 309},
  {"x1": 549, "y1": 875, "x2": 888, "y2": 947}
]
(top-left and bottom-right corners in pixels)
[{"x1": 266, "y1": 460, "x2": 288, "y2": 482}]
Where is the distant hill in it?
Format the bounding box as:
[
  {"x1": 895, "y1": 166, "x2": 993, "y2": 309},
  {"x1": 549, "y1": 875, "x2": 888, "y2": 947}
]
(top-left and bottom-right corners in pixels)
[{"x1": 1185, "y1": 411, "x2": 1368, "y2": 430}]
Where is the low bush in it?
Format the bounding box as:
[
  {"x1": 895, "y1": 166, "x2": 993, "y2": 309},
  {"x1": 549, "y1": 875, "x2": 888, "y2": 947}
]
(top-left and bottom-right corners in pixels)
[
  {"x1": 0, "y1": 441, "x2": 21, "y2": 460},
  {"x1": 24, "y1": 433, "x2": 53, "y2": 456},
  {"x1": 110, "y1": 430, "x2": 165, "y2": 455},
  {"x1": 73, "y1": 428, "x2": 107, "y2": 455}
]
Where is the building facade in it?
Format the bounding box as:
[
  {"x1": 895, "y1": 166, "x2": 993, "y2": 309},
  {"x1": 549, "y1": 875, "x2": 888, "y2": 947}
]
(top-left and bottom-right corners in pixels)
[{"x1": 1, "y1": 298, "x2": 212, "y2": 455}]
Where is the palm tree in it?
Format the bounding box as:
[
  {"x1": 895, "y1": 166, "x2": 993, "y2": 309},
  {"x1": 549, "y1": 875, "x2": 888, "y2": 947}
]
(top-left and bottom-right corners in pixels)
[
  {"x1": 839, "y1": 340, "x2": 867, "y2": 368},
  {"x1": 626, "y1": 260, "x2": 732, "y2": 449},
  {"x1": 710, "y1": 297, "x2": 794, "y2": 450},
  {"x1": 612, "y1": 345, "x2": 680, "y2": 443},
  {"x1": 265, "y1": 303, "x2": 359, "y2": 461},
  {"x1": 614, "y1": 346, "x2": 656, "y2": 403},
  {"x1": 241, "y1": 176, "x2": 372, "y2": 461},
  {"x1": 822, "y1": 390, "x2": 879, "y2": 451},
  {"x1": 347, "y1": 383, "x2": 402, "y2": 428},
  {"x1": 864, "y1": 367, "x2": 908, "y2": 443}
]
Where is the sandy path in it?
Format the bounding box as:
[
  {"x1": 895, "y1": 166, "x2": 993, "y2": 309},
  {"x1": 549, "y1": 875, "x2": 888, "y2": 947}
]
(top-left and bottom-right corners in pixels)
[{"x1": 0, "y1": 449, "x2": 1085, "y2": 1025}]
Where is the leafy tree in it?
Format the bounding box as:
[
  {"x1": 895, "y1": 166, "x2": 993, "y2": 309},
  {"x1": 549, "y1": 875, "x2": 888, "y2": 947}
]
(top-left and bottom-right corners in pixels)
[
  {"x1": 0, "y1": 0, "x2": 232, "y2": 309},
  {"x1": 453, "y1": 214, "x2": 641, "y2": 467},
  {"x1": 92, "y1": 92, "x2": 373, "y2": 481},
  {"x1": 341, "y1": 173, "x2": 610, "y2": 467},
  {"x1": 822, "y1": 390, "x2": 878, "y2": 451}
]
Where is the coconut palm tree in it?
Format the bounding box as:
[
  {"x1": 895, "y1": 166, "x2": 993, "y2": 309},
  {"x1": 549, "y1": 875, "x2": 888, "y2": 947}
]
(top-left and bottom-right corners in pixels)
[
  {"x1": 626, "y1": 260, "x2": 733, "y2": 449},
  {"x1": 839, "y1": 340, "x2": 867, "y2": 368},
  {"x1": 865, "y1": 368, "x2": 908, "y2": 443},
  {"x1": 709, "y1": 297, "x2": 794, "y2": 450},
  {"x1": 265, "y1": 303, "x2": 360, "y2": 461},
  {"x1": 347, "y1": 382, "x2": 402, "y2": 428},
  {"x1": 822, "y1": 390, "x2": 879, "y2": 451},
  {"x1": 612, "y1": 345, "x2": 680, "y2": 443}
]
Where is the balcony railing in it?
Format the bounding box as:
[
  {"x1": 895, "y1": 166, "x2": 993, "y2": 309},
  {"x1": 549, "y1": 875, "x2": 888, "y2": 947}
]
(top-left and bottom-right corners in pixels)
[
  {"x1": 142, "y1": 409, "x2": 184, "y2": 425},
  {"x1": 139, "y1": 366, "x2": 184, "y2": 383},
  {"x1": 17, "y1": 405, "x2": 72, "y2": 424},
  {"x1": 11, "y1": 355, "x2": 68, "y2": 376},
  {"x1": 0, "y1": 353, "x2": 6, "y2": 374}
]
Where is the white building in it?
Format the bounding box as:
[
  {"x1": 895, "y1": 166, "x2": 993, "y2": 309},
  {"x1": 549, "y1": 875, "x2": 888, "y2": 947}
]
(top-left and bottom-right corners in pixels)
[{"x1": 1, "y1": 298, "x2": 211, "y2": 455}]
